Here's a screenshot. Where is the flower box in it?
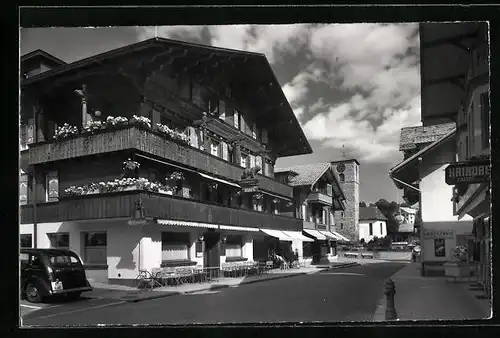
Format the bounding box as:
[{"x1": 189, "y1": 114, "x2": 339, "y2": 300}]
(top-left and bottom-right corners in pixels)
[{"x1": 444, "y1": 262, "x2": 469, "y2": 278}]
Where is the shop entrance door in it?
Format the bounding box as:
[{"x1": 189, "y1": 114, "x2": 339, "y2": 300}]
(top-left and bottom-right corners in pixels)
[{"x1": 203, "y1": 231, "x2": 221, "y2": 268}]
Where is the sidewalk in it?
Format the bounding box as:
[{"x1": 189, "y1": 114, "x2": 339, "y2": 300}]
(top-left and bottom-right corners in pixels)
[
  {"x1": 87, "y1": 262, "x2": 356, "y2": 303},
  {"x1": 336, "y1": 256, "x2": 410, "y2": 265},
  {"x1": 371, "y1": 263, "x2": 491, "y2": 321}
]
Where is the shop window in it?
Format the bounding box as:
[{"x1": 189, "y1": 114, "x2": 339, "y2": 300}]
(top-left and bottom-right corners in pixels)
[
  {"x1": 480, "y1": 91, "x2": 490, "y2": 149},
  {"x1": 339, "y1": 173, "x2": 345, "y2": 183},
  {"x1": 45, "y1": 170, "x2": 59, "y2": 202},
  {"x1": 303, "y1": 242, "x2": 313, "y2": 258},
  {"x1": 225, "y1": 236, "x2": 243, "y2": 258},
  {"x1": 20, "y1": 234, "x2": 32, "y2": 248},
  {"x1": 369, "y1": 223, "x2": 373, "y2": 236},
  {"x1": 48, "y1": 233, "x2": 69, "y2": 250},
  {"x1": 162, "y1": 232, "x2": 190, "y2": 261},
  {"x1": 83, "y1": 232, "x2": 107, "y2": 265}
]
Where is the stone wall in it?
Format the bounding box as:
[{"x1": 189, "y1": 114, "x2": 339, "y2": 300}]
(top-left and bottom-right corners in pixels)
[{"x1": 332, "y1": 160, "x2": 360, "y2": 241}]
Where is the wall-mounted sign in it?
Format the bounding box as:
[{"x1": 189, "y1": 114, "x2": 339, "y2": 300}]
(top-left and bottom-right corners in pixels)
[
  {"x1": 128, "y1": 219, "x2": 148, "y2": 226},
  {"x1": 423, "y1": 230, "x2": 454, "y2": 239},
  {"x1": 445, "y1": 160, "x2": 490, "y2": 185},
  {"x1": 242, "y1": 186, "x2": 258, "y2": 193}
]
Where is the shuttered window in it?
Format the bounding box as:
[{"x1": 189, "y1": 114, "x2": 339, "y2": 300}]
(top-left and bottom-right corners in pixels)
[
  {"x1": 45, "y1": 170, "x2": 59, "y2": 202},
  {"x1": 210, "y1": 139, "x2": 219, "y2": 156},
  {"x1": 162, "y1": 232, "x2": 190, "y2": 261},
  {"x1": 20, "y1": 172, "x2": 28, "y2": 205},
  {"x1": 222, "y1": 142, "x2": 229, "y2": 161},
  {"x1": 250, "y1": 154, "x2": 255, "y2": 168},
  {"x1": 327, "y1": 184, "x2": 333, "y2": 196},
  {"x1": 234, "y1": 110, "x2": 240, "y2": 129},
  {"x1": 252, "y1": 122, "x2": 257, "y2": 139},
  {"x1": 225, "y1": 236, "x2": 243, "y2": 257}
]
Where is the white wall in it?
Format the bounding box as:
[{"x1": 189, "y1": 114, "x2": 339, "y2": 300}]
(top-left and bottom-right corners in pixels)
[
  {"x1": 420, "y1": 165, "x2": 458, "y2": 222},
  {"x1": 359, "y1": 220, "x2": 387, "y2": 242},
  {"x1": 421, "y1": 221, "x2": 473, "y2": 263}
]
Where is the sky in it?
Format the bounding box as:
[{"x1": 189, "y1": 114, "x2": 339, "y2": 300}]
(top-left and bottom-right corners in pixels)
[{"x1": 20, "y1": 24, "x2": 423, "y2": 204}]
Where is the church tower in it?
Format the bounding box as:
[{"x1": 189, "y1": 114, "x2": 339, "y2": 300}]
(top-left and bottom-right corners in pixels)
[{"x1": 331, "y1": 159, "x2": 360, "y2": 241}]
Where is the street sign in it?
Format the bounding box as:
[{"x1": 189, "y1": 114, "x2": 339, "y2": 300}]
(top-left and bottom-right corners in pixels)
[
  {"x1": 445, "y1": 160, "x2": 490, "y2": 185},
  {"x1": 242, "y1": 186, "x2": 258, "y2": 193}
]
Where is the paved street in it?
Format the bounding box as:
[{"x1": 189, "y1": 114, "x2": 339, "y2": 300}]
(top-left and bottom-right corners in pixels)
[{"x1": 22, "y1": 262, "x2": 406, "y2": 326}]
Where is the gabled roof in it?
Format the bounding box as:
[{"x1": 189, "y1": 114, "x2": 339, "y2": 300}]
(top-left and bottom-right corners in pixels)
[
  {"x1": 399, "y1": 122, "x2": 455, "y2": 151},
  {"x1": 275, "y1": 162, "x2": 331, "y2": 187},
  {"x1": 398, "y1": 223, "x2": 415, "y2": 233},
  {"x1": 331, "y1": 158, "x2": 360, "y2": 166},
  {"x1": 359, "y1": 207, "x2": 387, "y2": 221},
  {"x1": 21, "y1": 49, "x2": 67, "y2": 66},
  {"x1": 400, "y1": 207, "x2": 417, "y2": 214}
]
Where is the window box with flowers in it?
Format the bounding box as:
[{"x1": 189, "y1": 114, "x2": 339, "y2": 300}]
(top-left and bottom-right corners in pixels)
[
  {"x1": 444, "y1": 245, "x2": 469, "y2": 281},
  {"x1": 130, "y1": 115, "x2": 152, "y2": 129},
  {"x1": 54, "y1": 123, "x2": 79, "y2": 141},
  {"x1": 156, "y1": 123, "x2": 190, "y2": 145}
]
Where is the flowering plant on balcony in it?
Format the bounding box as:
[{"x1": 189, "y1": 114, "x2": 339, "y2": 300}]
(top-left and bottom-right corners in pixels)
[
  {"x1": 450, "y1": 245, "x2": 468, "y2": 262},
  {"x1": 168, "y1": 171, "x2": 185, "y2": 181},
  {"x1": 253, "y1": 193, "x2": 263, "y2": 200},
  {"x1": 123, "y1": 158, "x2": 141, "y2": 170},
  {"x1": 272, "y1": 198, "x2": 280, "y2": 204},
  {"x1": 83, "y1": 120, "x2": 104, "y2": 134},
  {"x1": 64, "y1": 177, "x2": 166, "y2": 196},
  {"x1": 130, "y1": 115, "x2": 152, "y2": 129},
  {"x1": 105, "y1": 116, "x2": 129, "y2": 128},
  {"x1": 54, "y1": 123, "x2": 79, "y2": 140},
  {"x1": 156, "y1": 123, "x2": 190, "y2": 144}
]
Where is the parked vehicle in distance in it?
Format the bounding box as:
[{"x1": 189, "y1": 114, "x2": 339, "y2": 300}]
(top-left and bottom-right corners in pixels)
[
  {"x1": 20, "y1": 249, "x2": 93, "y2": 303},
  {"x1": 412, "y1": 245, "x2": 421, "y2": 262}
]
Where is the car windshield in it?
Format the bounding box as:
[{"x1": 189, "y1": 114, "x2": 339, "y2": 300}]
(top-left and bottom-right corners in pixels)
[{"x1": 48, "y1": 254, "x2": 81, "y2": 266}]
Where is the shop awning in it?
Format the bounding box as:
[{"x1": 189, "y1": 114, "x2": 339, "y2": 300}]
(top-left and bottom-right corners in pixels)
[
  {"x1": 319, "y1": 231, "x2": 342, "y2": 240},
  {"x1": 303, "y1": 229, "x2": 327, "y2": 240},
  {"x1": 199, "y1": 172, "x2": 241, "y2": 188},
  {"x1": 157, "y1": 219, "x2": 218, "y2": 229},
  {"x1": 219, "y1": 225, "x2": 260, "y2": 232},
  {"x1": 331, "y1": 231, "x2": 351, "y2": 242},
  {"x1": 281, "y1": 230, "x2": 315, "y2": 242},
  {"x1": 260, "y1": 228, "x2": 293, "y2": 241},
  {"x1": 260, "y1": 190, "x2": 293, "y2": 202},
  {"x1": 135, "y1": 154, "x2": 197, "y2": 173}
]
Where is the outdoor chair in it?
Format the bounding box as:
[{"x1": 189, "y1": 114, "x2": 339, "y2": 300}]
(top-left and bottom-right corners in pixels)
[{"x1": 266, "y1": 260, "x2": 274, "y2": 273}]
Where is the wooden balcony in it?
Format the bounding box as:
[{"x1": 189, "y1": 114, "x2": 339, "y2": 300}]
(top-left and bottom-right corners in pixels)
[
  {"x1": 23, "y1": 191, "x2": 302, "y2": 231},
  {"x1": 306, "y1": 192, "x2": 332, "y2": 206},
  {"x1": 27, "y1": 125, "x2": 293, "y2": 198},
  {"x1": 20, "y1": 202, "x2": 60, "y2": 224}
]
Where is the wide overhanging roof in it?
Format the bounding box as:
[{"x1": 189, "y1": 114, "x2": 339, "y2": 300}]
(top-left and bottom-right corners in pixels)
[
  {"x1": 390, "y1": 128, "x2": 456, "y2": 189},
  {"x1": 21, "y1": 37, "x2": 312, "y2": 158}
]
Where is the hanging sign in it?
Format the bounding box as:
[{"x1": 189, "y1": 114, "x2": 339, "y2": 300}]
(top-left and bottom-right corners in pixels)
[{"x1": 445, "y1": 160, "x2": 490, "y2": 185}]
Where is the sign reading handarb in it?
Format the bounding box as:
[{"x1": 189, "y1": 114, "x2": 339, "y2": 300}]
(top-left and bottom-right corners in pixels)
[{"x1": 445, "y1": 160, "x2": 490, "y2": 185}]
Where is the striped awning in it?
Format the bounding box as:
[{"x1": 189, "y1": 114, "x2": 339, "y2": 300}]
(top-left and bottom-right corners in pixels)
[
  {"x1": 156, "y1": 219, "x2": 218, "y2": 229},
  {"x1": 303, "y1": 229, "x2": 327, "y2": 240},
  {"x1": 260, "y1": 229, "x2": 293, "y2": 241},
  {"x1": 199, "y1": 172, "x2": 241, "y2": 188},
  {"x1": 331, "y1": 231, "x2": 351, "y2": 242},
  {"x1": 281, "y1": 230, "x2": 314, "y2": 242},
  {"x1": 320, "y1": 231, "x2": 342, "y2": 240},
  {"x1": 219, "y1": 225, "x2": 260, "y2": 232}
]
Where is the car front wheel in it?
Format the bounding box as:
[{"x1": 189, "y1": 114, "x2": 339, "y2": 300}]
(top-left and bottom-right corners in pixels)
[{"x1": 25, "y1": 282, "x2": 43, "y2": 303}]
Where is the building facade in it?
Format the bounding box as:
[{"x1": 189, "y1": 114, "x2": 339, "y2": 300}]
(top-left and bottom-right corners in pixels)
[
  {"x1": 275, "y1": 163, "x2": 348, "y2": 263},
  {"x1": 358, "y1": 207, "x2": 387, "y2": 243},
  {"x1": 331, "y1": 159, "x2": 360, "y2": 241},
  {"x1": 390, "y1": 22, "x2": 489, "y2": 287},
  {"x1": 399, "y1": 207, "x2": 417, "y2": 225},
  {"x1": 19, "y1": 38, "x2": 313, "y2": 285}
]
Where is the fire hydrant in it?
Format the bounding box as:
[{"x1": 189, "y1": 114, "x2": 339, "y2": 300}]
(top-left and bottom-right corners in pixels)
[{"x1": 384, "y1": 278, "x2": 398, "y2": 320}]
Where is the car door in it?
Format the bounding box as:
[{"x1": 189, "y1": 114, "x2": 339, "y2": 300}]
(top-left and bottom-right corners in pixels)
[
  {"x1": 24, "y1": 253, "x2": 49, "y2": 292},
  {"x1": 47, "y1": 253, "x2": 87, "y2": 289},
  {"x1": 20, "y1": 252, "x2": 30, "y2": 290}
]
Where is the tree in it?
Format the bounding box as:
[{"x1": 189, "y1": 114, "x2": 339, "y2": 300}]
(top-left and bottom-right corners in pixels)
[
  {"x1": 359, "y1": 201, "x2": 367, "y2": 207},
  {"x1": 368, "y1": 202, "x2": 376, "y2": 207},
  {"x1": 375, "y1": 199, "x2": 400, "y2": 234}
]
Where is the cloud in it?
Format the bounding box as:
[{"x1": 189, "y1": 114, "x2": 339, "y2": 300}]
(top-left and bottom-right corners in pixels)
[{"x1": 137, "y1": 25, "x2": 205, "y2": 43}]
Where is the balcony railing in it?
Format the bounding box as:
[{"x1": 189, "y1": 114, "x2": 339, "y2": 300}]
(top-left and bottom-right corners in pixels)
[
  {"x1": 21, "y1": 191, "x2": 302, "y2": 231},
  {"x1": 306, "y1": 192, "x2": 332, "y2": 205},
  {"x1": 26, "y1": 125, "x2": 293, "y2": 198},
  {"x1": 20, "y1": 202, "x2": 60, "y2": 224}
]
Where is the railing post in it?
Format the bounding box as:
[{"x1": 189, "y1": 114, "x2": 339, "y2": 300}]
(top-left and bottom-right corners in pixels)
[{"x1": 384, "y1": 278, "x2": 398, "y2": 320}]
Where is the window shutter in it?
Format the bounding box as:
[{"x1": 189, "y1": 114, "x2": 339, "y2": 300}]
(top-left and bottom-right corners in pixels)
[
  {"x1": 20, "y1": 173, "x2": 28, "y2": 205},
  {"x1": 46, "y1": 171, "x2": 59, "y2": 202},
  {"x1": 240, "y1": 154, "x2": 246, "y2": 168},
  {"x1": 27, "y1": 118, "x2": 35, "y2": 144},
  {"x1": 250, "y1": 154, "x2": 255, "y2": 168},
  {"x1": 222, "y1": 142, "x2": 229, "y2": 161},
  {"x1": 252, "y1": 122, "x2": 257, "y2": 139},
  {"x1": 261, "y1": 128, "x2": 268, "y2": 144},
  {"x1": 219, "y1": 100, "x2": 226, "y2": 120},
  {"x1": 234, "y1": 110, "x2": 239, "y2": 129},
  {"x1": 188, "y1": 127, "x2": 198, "y2": 148},
  {"x1": 255, "y1": 156, "x2": 262, "y2": 169}
]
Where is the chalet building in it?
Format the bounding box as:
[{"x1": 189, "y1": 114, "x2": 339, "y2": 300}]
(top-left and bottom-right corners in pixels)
[
  {"x1": 390, "y1": 22, "x2": 489, "y2": 289},
  {"x1": 331, "y1": 159, "x2": 360, "y2": 241},
  {"x1": 358, "y1": 207, "x2": 387, "y2": 243},
  {"x1": 19, "y1": 38, "x2": 313, "y2": 285},
  {"x1": 275, "y1": 163, "x2": 349, "y2": 264},
  {"x1": 399, "y1": 206, "x2": 417, "y2": 225}
]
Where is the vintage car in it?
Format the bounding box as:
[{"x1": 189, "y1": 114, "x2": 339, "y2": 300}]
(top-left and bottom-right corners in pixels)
[{"x1": 20, "y1": 249, "x2": 93, "y2": 303}]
